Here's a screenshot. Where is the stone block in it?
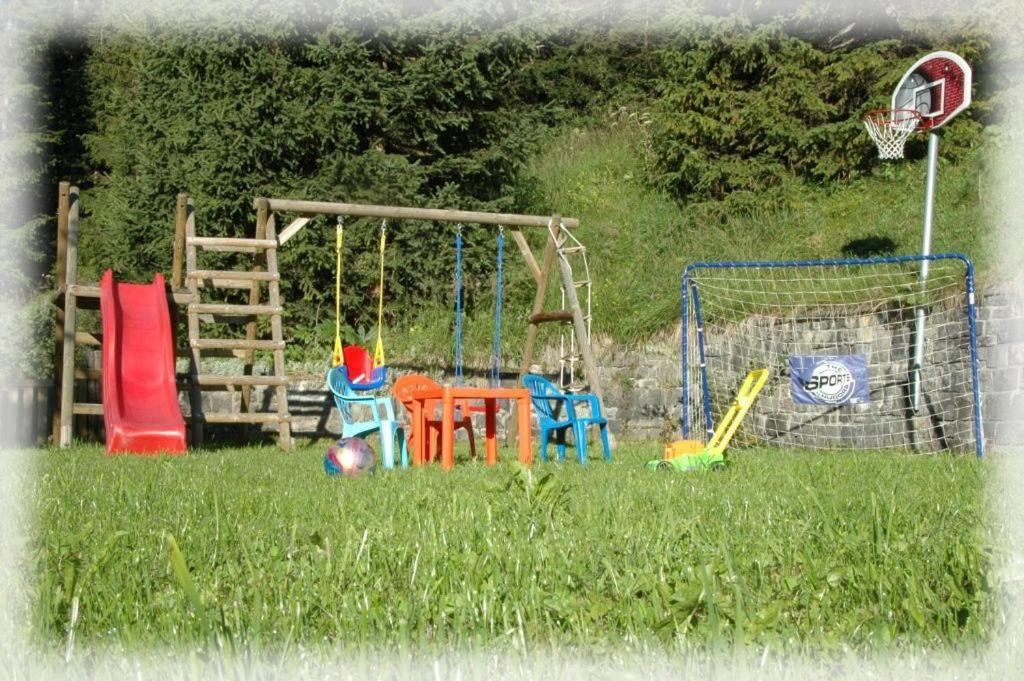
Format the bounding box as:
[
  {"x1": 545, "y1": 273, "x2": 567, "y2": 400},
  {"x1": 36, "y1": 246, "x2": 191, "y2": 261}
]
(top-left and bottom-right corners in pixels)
[
  {"x1": 982, "y1": 293, "x2": 1010, "y2": 308},
  {"x1": 981, "y1": 345, "x2": 1009, "y2": 369},
  {"x1": 990, "y1": 368, "x2": 1023, "y2": 393},
  {"x1": 995, "y1": 420, "x2": 1024, "y2": 446}
]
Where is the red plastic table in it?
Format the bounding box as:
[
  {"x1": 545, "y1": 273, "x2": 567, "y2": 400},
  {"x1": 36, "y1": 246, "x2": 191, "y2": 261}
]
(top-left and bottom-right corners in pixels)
[{"x1": 408, "y1": 386, "x2": 533, "y2": 470}]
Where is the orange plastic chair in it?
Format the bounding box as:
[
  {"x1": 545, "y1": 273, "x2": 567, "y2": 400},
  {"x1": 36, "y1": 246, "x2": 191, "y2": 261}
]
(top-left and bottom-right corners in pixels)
[{"x1": 393, "y1": 374, "x2": 480, "y2": 463}]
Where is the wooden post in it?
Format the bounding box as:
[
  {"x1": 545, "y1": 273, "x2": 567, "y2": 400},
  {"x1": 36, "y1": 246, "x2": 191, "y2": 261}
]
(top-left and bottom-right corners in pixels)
[
  {"x1": 243, "y1": 202, "x2": 268, "y2": 414},
  {"x1": 51, "y1": 182, "x2": 70, "y2": 444},
  {"x1": 172, "y1": 193, "x2": 187, "y2": 290},
  {"x1": 510, "y1": 230, "x2": 541, "y2": 284},
  {"x1": 58, "y1": 187, "x2": 80, "y2": 447},
  {"x1": 262, "y1": 209, "x2": 292, "y2": 450},
  {"x1": 512, "y1": 217, "x2": 562, "y2": 449},
  {"x1": 520, "y1": 216, "x2": 562, "y2": 379},
  {"x1": 184, "y1": 198, "x2": 204, "y2": 446}
]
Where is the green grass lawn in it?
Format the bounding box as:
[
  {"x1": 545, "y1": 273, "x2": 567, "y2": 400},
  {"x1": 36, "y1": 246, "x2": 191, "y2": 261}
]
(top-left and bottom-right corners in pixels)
[{"x1": 26, "y1": 443, "x2": 995, "y2": 655}]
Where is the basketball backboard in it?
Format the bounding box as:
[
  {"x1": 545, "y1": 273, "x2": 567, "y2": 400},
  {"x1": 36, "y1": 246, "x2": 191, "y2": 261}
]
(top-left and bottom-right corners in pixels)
[{"x1": 891, "y1": 51, "x2": 972, "y2": 131}]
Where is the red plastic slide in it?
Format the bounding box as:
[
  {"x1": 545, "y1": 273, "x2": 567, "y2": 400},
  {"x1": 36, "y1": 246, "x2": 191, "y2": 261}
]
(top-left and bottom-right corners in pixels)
[{"x1": 99, "y1": 269, "x2": 187, "y2": 455}]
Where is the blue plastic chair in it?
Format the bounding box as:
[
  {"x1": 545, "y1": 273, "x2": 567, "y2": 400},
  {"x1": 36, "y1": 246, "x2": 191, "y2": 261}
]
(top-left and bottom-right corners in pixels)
[
  {"x1": 522, "y1": 374, "x2": 611, "y2": 464},
  {"x1": 326, "y1": 366, "x2": 407, "y2": 469}
]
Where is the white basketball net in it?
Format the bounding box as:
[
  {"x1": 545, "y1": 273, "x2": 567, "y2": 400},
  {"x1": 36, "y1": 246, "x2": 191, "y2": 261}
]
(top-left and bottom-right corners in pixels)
[{"x1": 863, "y1": 109, "x2": 923, "y2": 159}]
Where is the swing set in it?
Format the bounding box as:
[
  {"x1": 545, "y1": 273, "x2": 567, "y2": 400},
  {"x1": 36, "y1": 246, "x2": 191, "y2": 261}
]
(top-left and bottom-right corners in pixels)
[
  {"x1": 267, "y1": 197, "x2": 602, "y2": 414},
  {"x1": 330, "y1": 217, "x2": 508, "y2": 390}
]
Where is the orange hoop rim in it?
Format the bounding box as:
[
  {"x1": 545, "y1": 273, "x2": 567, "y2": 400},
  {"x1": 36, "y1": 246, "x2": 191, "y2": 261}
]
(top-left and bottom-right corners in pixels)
[{"x1": 862, "y1": 107, "x2": 931, "y2": 132}]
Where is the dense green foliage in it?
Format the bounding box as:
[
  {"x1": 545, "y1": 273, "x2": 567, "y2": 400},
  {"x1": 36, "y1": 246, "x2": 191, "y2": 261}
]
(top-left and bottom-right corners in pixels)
[
  {"x1": 14, "y1": 5, "x2": 1007, "y2": 376},
  {"x1": 29, "y1": 444, "x2": 995, "y2": 652},
  {"x1": 79, "y1": 27, "x2": 556, "y2": 327},
  {"x1": 648, "y1": 21, "x2": 990, "y2": 204}
]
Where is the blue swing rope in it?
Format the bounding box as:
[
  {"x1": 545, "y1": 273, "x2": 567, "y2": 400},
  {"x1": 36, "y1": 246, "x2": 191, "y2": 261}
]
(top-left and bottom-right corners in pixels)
[
  {"x1": 490, "y1": 227, "x2": 505, "y2": 387},
  {"x1": 453, "y1": 224, "x2": 464, "y2": 385}
]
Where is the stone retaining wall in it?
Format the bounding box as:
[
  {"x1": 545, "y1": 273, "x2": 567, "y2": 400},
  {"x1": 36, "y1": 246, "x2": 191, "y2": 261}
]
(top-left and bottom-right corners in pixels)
[{"x1": 180, "y1": 279, "x2": 1024, "y2": 451}]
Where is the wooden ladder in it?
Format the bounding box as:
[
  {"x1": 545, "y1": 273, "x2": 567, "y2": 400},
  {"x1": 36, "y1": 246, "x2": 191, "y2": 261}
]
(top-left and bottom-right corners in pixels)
[
  {"x1": 556, "y1": 231, "x2": 593, "y2": 393},
  {"x1": 184, "y1": 198, "x2": 292, "y2": 449},
  {"x1": 518, "y1": 217, "x2": 603, "y2": 402}
]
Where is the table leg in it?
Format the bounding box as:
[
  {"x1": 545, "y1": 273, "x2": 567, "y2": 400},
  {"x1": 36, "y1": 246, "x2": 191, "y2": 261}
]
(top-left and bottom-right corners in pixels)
[
  {"x1": 411, "y1": 400, "x2": 422, "y2": 466},
  {"x1": 517, "y1": 396, "x2": 532, "y2": 466},
  {"x1": 485, "y1": 398, "x2": 497, "y2": 466},
  {"x1": 441, "y1": 387, "x2": 454, "y2": 471}
]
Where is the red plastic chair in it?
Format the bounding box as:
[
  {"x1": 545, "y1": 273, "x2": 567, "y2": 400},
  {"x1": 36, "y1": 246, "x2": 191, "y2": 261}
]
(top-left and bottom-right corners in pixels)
[
  {"x1": 393, "y1": 374, "x2": 481, "y2": 463},
  {"x1": 342, "y1": 345, "x2": 387, "y2": 390}
]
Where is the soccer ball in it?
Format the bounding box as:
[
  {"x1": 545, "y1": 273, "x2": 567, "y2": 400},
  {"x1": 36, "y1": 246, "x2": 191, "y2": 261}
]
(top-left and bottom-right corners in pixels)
[{"x1": 324, "y1": 437, "x2": 376, "y2": 477}]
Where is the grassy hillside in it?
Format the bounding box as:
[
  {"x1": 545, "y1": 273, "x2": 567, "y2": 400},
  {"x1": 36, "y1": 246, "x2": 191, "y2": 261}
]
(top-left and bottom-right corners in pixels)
[
  {"x1": 380, "y1": 120, "x2": 992, "y2": 370},
  {"x1": 524, "y1": 121, "x2": 993, "y2": 340}
]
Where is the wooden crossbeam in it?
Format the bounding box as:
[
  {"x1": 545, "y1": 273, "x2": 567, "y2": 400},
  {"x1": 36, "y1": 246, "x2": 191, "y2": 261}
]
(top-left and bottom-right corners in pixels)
[
  {"x1": 190, "y1": 339, "x2": 285, "y2": 350},
  {"x1": 188, "y1": 270, "x2": 280, "y2": 282},
  {"x1": 201, "y1": 411, "x2": 286, "y2": 424},
  {"x1": 511, "y1": 230, "x2": 541, "y2": 284},
  {"x1": 74, "y1": 331, "x2": 102, "y2": 346},
  {"x1": 187, "y1": 237, "x2": 277, "y2": 251},
  {"x1": 195, "y1": 374, "x2": 288, "y2": 387},
  {"x1": 262, "y1": 197, "x2": 579, "y2": 230},
  {"x1": 529, "y1": 311, "x2": 573, "y2": 324},
  {"x1": 64, "y1": 283, "x2": 195, "y2": 305},
  {"x1": 277, "y1": 216, "x2": 312, "y2": 245},
  {"x1": 189, "y1": 303, "x2": 282, "y2": 316}
]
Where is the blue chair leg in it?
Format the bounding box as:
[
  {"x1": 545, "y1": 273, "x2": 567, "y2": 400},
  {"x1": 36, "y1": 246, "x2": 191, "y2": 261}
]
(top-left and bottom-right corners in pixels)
[
  {"x1": 574, "y1": 423, "x2": 588, "y2": 465},
  {"x1": 396, "y1": 424, "x2": 408, "y2": 468},
  {"x1": 539, "y1": 428, "x2": 550, "y2": 463},
  {"x1": 599, "y1": 424, "x2": 611, "y2": 462},
  {"x1": 556, "y1": 429, "x2": 567, "y2": 462},
  {"x1": 379, "y1": 423, "x2": 394, "y2": 470}
]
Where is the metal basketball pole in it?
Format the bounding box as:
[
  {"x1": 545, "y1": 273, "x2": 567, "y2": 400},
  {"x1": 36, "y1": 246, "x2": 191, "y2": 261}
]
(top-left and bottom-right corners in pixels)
[{"x1": 911, "y1": 132, "x2": 939, "y2": 412}]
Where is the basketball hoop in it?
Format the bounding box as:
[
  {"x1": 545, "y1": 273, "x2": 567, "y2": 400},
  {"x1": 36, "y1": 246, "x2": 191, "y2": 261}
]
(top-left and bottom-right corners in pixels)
[{"x1": 863, "y1": 108, "x2": 926, "y2": 159}]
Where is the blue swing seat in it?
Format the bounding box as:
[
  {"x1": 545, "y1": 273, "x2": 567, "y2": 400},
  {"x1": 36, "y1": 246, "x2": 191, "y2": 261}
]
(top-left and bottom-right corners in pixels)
[{"x1": 522, "y1": 374, "x2": 611, "y2": 464}]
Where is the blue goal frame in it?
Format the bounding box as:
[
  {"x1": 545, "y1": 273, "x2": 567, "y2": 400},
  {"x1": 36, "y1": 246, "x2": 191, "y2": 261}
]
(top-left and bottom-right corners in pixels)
[{"x1": 680, "y1": 253, "x2": 984, "y2": 458}]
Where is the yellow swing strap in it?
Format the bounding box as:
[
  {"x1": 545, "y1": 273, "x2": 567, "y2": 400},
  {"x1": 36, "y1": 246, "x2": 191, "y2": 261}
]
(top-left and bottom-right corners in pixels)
[
  {"x1": 373, "y1": 220, "x2": 387, "y2": 367},
  {"x1": 331, "y1": 217, "x2": 345, "y2": 367}
]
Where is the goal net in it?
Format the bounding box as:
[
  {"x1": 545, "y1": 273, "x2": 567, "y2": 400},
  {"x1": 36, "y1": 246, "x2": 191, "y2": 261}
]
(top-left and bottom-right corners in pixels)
[{"x1": 681, "y1": 254, "x2": 983, "y2": 457}]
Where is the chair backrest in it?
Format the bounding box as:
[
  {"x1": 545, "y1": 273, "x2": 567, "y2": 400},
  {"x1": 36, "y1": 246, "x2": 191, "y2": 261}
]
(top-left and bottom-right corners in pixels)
[
  {"x1": 522, "y1": 374, "x2": 564, "y2": 421},
  {"x1": 326, "y1": 366, "x2": 356, "y2": 422},
  {"x1": 343, "y1": 345, "x2": 374, "y2": 384},
  {"x1": 392, "y1": 373, "x2": 440, "y2": 414}
]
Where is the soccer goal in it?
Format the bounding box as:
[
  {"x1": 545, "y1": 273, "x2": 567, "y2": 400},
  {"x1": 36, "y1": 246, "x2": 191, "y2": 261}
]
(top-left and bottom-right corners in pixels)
[{"x1": 680, "y1": 254, "x2": 984, "y2": 457}]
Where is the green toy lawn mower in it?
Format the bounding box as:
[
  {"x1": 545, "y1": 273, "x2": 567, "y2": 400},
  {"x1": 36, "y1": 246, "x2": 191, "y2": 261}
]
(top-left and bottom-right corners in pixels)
[{"x1": 647, "y1": 369, "x2": 768, "y2": 473}]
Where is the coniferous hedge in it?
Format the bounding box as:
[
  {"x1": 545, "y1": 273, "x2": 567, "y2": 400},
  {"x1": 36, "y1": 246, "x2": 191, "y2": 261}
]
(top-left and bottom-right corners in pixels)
[
  {"x1": 648, "y1": 17, "x2": 989, "y2": 204},
  {"x1": 17, "y1": 5, "x2": 994, "y2": 376}
]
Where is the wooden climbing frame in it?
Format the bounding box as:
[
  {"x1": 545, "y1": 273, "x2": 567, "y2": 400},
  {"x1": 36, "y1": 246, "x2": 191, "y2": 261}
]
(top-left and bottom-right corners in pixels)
[
  {"x1": 260, "y1": 197, "x2": 604, "y2": 403},
  {"x1": 51, "y1": 184, "x2": 601, "y2": 451}
]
